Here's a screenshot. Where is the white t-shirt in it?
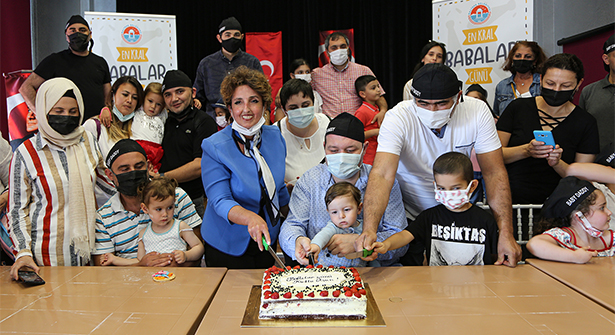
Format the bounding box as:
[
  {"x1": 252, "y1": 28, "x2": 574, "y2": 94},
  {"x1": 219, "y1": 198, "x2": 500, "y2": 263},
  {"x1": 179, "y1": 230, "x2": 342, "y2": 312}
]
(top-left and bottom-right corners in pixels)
[
  {"x1": 277, "y1": 113, "x2": 329, "y2": 185},
  {"x1": 131, "y1": 108, "x2": 168, "y2": 144},
  {"x1": 377, "y1": 96, "x2": 501, "y2": 219},
  {"x1": 83, "y1": 118, "x2": 115, "y2": 160}
]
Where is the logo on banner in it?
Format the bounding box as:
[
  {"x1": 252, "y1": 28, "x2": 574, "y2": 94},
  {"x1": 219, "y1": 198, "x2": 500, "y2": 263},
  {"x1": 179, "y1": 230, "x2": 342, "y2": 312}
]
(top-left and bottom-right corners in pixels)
[
  {"x1": 468, "y1": 3, "x2": 491, "y2": 25},
  {"x1": 122, "y1": 25, "x2": 142, "y2": 44}
]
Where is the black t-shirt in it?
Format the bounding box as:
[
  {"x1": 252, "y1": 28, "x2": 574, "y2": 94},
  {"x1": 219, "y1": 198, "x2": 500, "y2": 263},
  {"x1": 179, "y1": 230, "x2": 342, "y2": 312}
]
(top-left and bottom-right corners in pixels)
[
  {"x1": 34, "y1": 49, "x2": 111, "y2": 121},
  {"x1": 160, "y1": 106, "x2": 217, "y2": 200},
  {"x1": 497, "y1": 98, "x2": 600, "y2": 204},
  {"x1": 407, "y1": 204, "x2": 498, "y2": 265}
]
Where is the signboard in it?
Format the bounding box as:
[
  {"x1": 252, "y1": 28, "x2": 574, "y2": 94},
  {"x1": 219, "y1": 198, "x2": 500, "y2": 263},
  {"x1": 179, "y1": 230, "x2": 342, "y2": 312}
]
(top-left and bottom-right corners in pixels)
[{"x1": 84, "y1": 11, "x2": 177, "y2": 86}]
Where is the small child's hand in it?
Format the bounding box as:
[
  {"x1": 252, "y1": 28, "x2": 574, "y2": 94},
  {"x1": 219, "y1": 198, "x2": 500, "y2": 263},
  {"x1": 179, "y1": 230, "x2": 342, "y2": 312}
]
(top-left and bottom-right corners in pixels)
[
  {"x1": 99, "y1": 107, "x2": 112, "y2": 128},
  {"x1": 572, "y1": 246, "x2": 598, "y2": 264},
  {"x1": 100, "y1": 253, "x2": 114, "y2": 266},
  {"x1": 173, "y1": 250, "x2": 186, "y2": 264},
  {"x1": 194, "y1": 98, "x2": 202, "y2": 110},
  {"x1": 308, "y1": 244, "x2": 321, "y2": 264},
  {"x1": 371, "y1": 241, "x2": 388, "y2": 255},
  {"x1": 295, "y1": 237, "x2": 311, "y2": 266}
]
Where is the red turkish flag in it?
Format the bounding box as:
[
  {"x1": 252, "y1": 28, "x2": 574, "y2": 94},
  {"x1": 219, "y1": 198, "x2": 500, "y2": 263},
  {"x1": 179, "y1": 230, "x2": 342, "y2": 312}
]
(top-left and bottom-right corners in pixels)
[
  {"x1": 245, "y1": 32, "x2": 283, "y2": 123},
  {"x1": 3, "y1": 71, "x2": 36, "y2": 147},
  {"x1": 318, "y1": 29, "x2": 355, "y2": 67}
]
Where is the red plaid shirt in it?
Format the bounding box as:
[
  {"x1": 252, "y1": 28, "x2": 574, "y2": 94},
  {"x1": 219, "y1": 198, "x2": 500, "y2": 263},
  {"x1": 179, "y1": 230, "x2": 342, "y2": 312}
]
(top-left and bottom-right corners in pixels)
[{"x1": 311, "y1": 62, "x2": 385, "y2": 118}]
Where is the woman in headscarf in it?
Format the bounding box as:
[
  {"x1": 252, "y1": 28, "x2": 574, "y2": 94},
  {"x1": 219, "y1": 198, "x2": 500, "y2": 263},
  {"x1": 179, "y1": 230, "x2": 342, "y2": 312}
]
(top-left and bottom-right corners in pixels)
[{"x1": 9, "y1": 77, "x2": 114, "y2": 279}]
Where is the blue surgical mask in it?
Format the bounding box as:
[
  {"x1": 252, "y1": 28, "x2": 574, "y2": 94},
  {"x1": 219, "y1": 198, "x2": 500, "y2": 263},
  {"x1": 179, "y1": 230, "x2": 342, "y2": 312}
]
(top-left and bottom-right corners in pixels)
[
  {"x1": 112, "y1": 105, "x2": 135, "y2": 122},
  {"x1": 286, "y1": 106, "x2": 315, "y2": 128},
  {"x1": 326, "y1": 150, "x2": 363, "y2": 179}
]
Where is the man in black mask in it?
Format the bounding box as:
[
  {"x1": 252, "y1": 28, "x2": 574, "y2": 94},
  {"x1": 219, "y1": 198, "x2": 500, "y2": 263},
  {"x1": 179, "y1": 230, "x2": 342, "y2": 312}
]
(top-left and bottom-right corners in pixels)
[
  {"x1": 156, "y1": 70, "x2": 217, "y2": 218},
  {"x1": 19, "y1": 15, "x2": 111, "y2": 121},
  {"x1": 92, "y1": 139, "x2": 202, "y2": 266},
  {"x1": 193, "y1": 16, "x2": 263, "y2": 118}
]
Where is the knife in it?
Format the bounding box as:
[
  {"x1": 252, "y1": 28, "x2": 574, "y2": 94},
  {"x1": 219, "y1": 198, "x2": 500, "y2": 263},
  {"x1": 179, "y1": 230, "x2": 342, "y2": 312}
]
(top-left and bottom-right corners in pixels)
[
  {"x1": 307, "y1": 252, "x2": 316, "y2": 266},
  {"x1": 262, "y1": 236, "x2": 286, "y2": 270},
  {"x1": 344, "y1": 249, "x2": 374, "y2": 259}
]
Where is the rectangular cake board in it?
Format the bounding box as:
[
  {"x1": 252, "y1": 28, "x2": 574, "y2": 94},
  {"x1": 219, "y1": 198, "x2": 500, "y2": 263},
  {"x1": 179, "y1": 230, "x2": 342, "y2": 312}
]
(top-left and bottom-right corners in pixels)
[{"x1": 241, "y1": 283, "x2": 386, "y2": 328}]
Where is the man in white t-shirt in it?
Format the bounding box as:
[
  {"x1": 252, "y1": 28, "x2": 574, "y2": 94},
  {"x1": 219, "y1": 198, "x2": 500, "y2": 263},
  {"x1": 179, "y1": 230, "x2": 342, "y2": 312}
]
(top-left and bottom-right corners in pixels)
[{"x1": 357, "y1": 63, "x2": 521, "y2": 267}]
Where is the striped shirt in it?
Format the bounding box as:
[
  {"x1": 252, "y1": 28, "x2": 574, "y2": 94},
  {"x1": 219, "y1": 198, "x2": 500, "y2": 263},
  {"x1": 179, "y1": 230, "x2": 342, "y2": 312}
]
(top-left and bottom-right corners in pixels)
[
  {"x1": 9, "y1": 132, "x2": 115, "y2": 266},
  {"x1": 93, "y1": 187, "x2": 200, "y2": 259},
  {"x1": 311, "y1": 62, "x2": 384, "y2": 118}
]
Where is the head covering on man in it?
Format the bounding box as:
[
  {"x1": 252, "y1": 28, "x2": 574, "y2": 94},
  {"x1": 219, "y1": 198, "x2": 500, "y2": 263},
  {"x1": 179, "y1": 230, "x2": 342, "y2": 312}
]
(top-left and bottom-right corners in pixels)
[
  {"x1": 326, "y1": 112, "x2": 365, "y2": 143},
  {"x1": 411, "y1": 63, "x2": 462, "y2": 99},
  {"x1": 218, "y1": 17, "x2": 242, "y2": 34},
  {"x1": 162, "y1": 70, "x2": 192, "y2": 93}
]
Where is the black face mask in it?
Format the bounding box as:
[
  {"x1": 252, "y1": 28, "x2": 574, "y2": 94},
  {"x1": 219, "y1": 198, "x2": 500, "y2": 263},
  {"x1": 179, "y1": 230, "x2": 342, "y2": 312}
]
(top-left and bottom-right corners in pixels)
[
  {"x1": 68, "y1": 32, "x2": 90, "y2": 52},
  {"x1": 541, "y1": 86, "x2": 576, "y2": 107},
  {"x1": 512, "y1": 59, "x2": 534, "y2": 74},
  {"x1": 47, "y1": 115, "x2": 80, "y2": 135},
  {"x1": 114, "y1": 169, "x2": 148, "y2": 196},
  {"x1": 221, "y1": 37, "x2": 242, "y2": 53}
]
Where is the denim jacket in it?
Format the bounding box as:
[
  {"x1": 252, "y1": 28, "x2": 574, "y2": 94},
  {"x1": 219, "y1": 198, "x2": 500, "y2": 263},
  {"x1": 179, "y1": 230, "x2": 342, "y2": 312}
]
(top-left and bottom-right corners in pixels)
[{"x1": 493, "y1": 73, "x2": 541, "y2": 116}]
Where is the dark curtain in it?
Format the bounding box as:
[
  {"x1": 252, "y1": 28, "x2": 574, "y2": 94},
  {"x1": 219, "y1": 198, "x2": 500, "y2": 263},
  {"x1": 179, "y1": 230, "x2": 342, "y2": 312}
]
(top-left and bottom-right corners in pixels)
[{"x1": 117, "y1": 0, "x2": 433, "y2": 106}]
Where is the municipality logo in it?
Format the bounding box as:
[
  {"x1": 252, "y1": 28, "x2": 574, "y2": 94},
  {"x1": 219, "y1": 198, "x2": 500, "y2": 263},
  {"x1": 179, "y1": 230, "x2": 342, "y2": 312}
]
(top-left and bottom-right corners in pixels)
[
  {"x1": 122, "y1": 25, "x2": 142, "y2": 44},
  {"x1": 468, "y1": 3, "x2": 491, "y2": 25}
]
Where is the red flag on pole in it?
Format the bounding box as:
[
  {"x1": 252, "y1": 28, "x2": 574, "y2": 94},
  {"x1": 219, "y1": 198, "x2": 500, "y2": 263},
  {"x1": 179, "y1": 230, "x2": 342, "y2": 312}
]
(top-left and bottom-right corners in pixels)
[
  {"x1": 245, "y1": 32, "x2": 283, "y2": 123},
  {"x1": 318, "y1": 29, "x2": 355, "y2": 67},
  {"x1": 3, "y1": 71, "x2": 36, "y2": 149}
]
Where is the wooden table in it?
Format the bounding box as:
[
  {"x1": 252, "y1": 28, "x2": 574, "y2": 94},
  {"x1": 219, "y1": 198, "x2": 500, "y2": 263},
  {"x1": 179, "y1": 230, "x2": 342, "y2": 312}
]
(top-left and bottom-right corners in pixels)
[
  {"x1": 0, "y1": 266, "x2": 226, "y2": 335},
  {"x1": 195, "y1": 265, "x2": 615, "y2": 335},
  {"x1": 527, "y1": 257, "x2": 615, "y2": 313}
]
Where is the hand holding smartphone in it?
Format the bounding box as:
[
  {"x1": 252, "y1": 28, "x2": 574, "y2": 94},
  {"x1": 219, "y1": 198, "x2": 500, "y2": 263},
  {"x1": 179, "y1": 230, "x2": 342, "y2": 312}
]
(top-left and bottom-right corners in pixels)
[
  {"x1": 533, "y1": 130, "x2": 556, "y2": 147},
  {"x1": 18, "y1": 269, "x2": 45, "y2": 286}
]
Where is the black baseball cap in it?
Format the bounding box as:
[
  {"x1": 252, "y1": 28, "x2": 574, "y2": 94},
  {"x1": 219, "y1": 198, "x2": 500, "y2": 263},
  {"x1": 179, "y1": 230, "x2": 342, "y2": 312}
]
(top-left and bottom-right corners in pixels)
[
  {"x1": 542, "y1": 176, "x2": 597, "y2": 219},
  {"x1": 106, "y1": 139, "x2": 147, "y2": 169},
  {"x1": 326, "y1": 113, "x2": 365, "y2": 143},
  {"x1": 411, "y1": 63, "x2": 462, "y2": 100},
  {"x1": 65, "y1": 15, "x2": 89, "y2": 31},
  {"x1": 603, "y1": 34, "x2": 615, "y2": 55},
  {"x1": 219, "y1": 17, "x2": 242, "y2": 34},
  {"x1": 162, "y1": 70, "x2": 192, "y2": 93},
  {"x1": 595, "y1": 143, "x2": 615, "y2": 168}
]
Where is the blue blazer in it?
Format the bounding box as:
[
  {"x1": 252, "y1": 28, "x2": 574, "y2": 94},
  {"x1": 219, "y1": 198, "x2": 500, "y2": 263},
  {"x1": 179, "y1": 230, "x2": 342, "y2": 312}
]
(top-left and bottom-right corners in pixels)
[{"x1": 200, "y1": 125, "x2": 290, "y2": 256}]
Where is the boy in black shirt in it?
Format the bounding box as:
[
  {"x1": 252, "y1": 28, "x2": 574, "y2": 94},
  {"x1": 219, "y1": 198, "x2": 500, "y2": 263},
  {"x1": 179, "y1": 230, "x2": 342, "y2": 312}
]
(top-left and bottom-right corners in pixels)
[{"x1": 367, "y1": 152, "x2": 498, "y2": 265}]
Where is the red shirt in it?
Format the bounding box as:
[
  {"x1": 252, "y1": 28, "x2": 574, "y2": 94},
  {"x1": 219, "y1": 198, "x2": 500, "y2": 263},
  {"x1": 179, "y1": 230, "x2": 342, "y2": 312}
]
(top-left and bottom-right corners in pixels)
[{"x1": 354, "y1": 101, "x2": 379, "y2": 165}]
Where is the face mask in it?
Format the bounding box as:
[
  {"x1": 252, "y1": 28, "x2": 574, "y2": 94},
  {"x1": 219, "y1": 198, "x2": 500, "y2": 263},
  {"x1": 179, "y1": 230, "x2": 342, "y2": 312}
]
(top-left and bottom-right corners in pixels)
[
  {"x1": 286, "y1": 106, "x2": 315, "y2": 128},
  {"x1": 221, "y1": 37, "x2": 242, "y2": 53},
  {"x1": 326, "y1": 150, "x2": 362, "y2": 180},
  {"x1": 512, "y1": 59, "x2": 534, "y2": 74},
  {"x1": 541, "y1": 87, "x2": 576, "y2": 107},
  {"x1": 434, "y1": 182, "x2": 474, "y2": 210},
  {"x1": 232, "y1": 115, "x2": 266, "y2": 137},
  {"x1": 294, "y1": 73, "x2": 311, "y2": 83},
  {"x1": 168, "y1": 106, "x2": 192, "y2": 120},
  {"x1": 47, "y1": 115, "x2": 80, "y2": 135},
  {"x1": 413, "y1": 98, "x2": 457, "y2": 129},
  {"x1": 575, "y1": 212, "x2": 604, "y2": 238},
  {"x1": 114, "y1": 169, "x2": 148, "y2": 197},
  {"x1": 68, "y1": 32, "x2": 90, "y2": 52},
  {"x1": 112, "y1": 105, "x2": 135, "y2": 122},
  {"x1": 329, "y1": 49, "x2": 349, "y2": 66},
  {"x1": 216, "y1": 116, "x2": 228, "y2": 128}
]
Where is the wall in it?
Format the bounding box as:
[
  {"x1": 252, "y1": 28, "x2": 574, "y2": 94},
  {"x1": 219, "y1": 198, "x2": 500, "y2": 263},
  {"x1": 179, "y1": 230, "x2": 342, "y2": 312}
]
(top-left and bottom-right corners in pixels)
[{"x1": 534, "y1": 0, "x2": 614, "y2": 56}]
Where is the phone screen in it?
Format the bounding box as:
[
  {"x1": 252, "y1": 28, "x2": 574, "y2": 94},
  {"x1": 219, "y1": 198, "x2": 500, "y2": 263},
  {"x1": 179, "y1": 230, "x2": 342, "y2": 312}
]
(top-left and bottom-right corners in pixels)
[{"x1": 18, "y1": 270, "x2": 45, "y2": 285}]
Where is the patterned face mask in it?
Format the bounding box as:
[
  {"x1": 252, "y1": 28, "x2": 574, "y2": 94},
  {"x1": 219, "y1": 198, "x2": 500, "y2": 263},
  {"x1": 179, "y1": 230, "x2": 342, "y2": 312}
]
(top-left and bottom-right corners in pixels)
[{"x1": 434, "y1": 181, "x2": 473, "y2": 210}]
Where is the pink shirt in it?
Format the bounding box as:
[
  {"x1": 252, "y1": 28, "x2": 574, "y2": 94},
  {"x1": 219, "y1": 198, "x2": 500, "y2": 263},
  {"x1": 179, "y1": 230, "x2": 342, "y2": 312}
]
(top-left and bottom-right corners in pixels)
[{"x1": 311, "y1": 62, "x2": 384, "y2": 118}]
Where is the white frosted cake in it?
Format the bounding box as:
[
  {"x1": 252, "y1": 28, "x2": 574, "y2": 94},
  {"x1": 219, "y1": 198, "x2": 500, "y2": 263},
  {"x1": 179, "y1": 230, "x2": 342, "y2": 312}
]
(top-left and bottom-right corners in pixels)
[{"x1": 258, "y1": 265, "x2": 367, "y2": 319}]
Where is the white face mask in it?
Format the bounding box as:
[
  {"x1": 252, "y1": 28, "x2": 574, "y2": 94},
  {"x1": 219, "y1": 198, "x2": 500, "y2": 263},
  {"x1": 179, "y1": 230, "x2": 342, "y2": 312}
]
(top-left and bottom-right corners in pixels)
[
  {"x1": 575, "y1": 212, "x2": 604, "y2": 238},
  {"x1": 286, "y1": 106, "x2": 315, "y2": 128},
  {"x1": 413, "y1": 98, "x2": 457, "y2": 129},
  {"x1": 216, "y1": 115, "x2": 228, "y2": 128},
  {"x1": 326, "y1": 149, "x2": 363, "y2": 180},
  {"x1": 294, "y1": 73, "x2": 311, "y2": 83},
  {"x1": 232, "y1": 115, "x2": 265, "y2": 137},
  {"x1": 329, "y1": 48, "x2": 349, "y2": 66},
  {"x1": 434, "y1": 181, "x2": 473, "y2": 210}
]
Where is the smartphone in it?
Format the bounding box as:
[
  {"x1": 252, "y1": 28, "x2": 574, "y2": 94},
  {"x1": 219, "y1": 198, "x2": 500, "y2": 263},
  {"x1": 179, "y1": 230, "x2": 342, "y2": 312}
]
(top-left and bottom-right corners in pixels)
[
  {"x1": 18, "y1": 269, "x2": 45, "y2": 286},
  {"x1": 533, "y1": 130, "x2": 556, "y2": 147}
]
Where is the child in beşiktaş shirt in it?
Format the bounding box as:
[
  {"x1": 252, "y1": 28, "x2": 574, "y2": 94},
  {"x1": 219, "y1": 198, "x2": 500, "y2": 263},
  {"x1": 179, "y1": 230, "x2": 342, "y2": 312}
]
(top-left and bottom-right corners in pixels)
[{"x1": 366, "y1": 151, "x2": 498, "y2": 265}]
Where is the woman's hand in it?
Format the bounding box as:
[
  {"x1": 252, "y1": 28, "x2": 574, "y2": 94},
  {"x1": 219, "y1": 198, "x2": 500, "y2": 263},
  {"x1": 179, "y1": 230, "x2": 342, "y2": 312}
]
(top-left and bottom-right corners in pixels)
[
  {"x1": 547, "y1": 145, "x2": 563, "y2": 167},
  {"x1": 246, "y1": 212, "x2": 271, "y2": 251},
  {"x1": 10, "y1": 255, "x2": 39, "y2": 281},
  {"x1": 525, "y1": 139, "x2": 556, "y2": 159},
  {"x1": 99, "y1": 107, "x2": 112, "y2": 127}
]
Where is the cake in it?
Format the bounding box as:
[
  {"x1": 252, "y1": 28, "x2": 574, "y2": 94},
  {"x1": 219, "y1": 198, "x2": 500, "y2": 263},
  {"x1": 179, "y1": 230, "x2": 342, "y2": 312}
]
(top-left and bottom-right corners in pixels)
[{"x1": 258, "y1": 265, "x2": 367, "y2": 319}]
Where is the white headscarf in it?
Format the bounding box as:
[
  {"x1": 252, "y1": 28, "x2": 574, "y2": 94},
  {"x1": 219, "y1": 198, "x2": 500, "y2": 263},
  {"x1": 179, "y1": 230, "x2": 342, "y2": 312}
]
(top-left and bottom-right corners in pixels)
[{"x1": 36, "y1": 77, "x2": 96, "y2": 263}]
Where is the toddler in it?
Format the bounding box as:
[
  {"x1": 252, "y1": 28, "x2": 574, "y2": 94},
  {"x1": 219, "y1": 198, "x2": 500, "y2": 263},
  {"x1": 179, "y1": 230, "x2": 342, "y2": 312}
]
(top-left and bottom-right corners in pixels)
[{"x1": 527, "y1": 176, "x2": 613, "y2": 263}]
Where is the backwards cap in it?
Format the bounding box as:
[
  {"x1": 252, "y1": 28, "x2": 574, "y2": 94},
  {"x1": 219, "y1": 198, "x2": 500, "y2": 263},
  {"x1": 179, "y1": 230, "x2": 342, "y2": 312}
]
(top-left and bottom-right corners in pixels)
[
  {"x1": 106, "y1": 139, "x2": 147, "y2": 169},
  {"x1": 411, "y1": 63, "x2": 461, "y2": 100},
  {"x1": 542, "y1": 176, "x2": 597, "y2": 219},
  {"x1": 325, "y1": 113, "x2": 365, "y2": 143},
  {"x1": 603, "y1": 33, "x2": 615, "y2": 55}
]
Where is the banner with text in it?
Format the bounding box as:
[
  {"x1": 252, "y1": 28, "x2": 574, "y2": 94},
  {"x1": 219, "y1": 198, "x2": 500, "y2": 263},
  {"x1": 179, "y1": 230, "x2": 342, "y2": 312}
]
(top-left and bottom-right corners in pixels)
[
  {"x1": 433, "y1": 0, "x2": 533, "y2": 102},
  {"x1": 84, "y1": 11, "x2": 177, "y2": 87},
  {"x1": 246, "y1": 32, "x2": 283, "y2": 122}
]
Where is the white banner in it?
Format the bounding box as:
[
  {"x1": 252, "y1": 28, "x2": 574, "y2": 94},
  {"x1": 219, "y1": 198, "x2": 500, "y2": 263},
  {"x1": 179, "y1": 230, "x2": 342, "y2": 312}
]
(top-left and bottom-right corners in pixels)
[
  {"x1": 433, "y1": 0, "x2": 533, "y2": 102},
  {"x1": 84, "y1": 11, "x2": 177, "y2": 87}
]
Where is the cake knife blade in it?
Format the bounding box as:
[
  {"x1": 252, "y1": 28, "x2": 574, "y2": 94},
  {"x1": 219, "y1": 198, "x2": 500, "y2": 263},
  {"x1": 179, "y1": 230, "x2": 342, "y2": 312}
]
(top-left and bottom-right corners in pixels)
[
  {"x1": 262, "y1": 236, "x2": 286, "y2": 270},
  {"x1": 344, "y1": 249, "x2": 374, "y2": 259}
]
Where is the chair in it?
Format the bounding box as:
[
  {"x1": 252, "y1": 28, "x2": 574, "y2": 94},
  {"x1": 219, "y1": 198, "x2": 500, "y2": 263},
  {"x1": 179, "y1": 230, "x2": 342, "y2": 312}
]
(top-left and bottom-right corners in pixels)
[{"x1": 477, "y1": 202, "x2": 543, "y2": 245}]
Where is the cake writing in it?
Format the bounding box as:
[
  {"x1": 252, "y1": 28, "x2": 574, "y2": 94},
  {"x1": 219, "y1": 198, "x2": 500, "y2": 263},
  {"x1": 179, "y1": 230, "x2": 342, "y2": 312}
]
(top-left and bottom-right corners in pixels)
[{"x1": 280, "y1": 273, "x2": 344, "y2": 286}]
